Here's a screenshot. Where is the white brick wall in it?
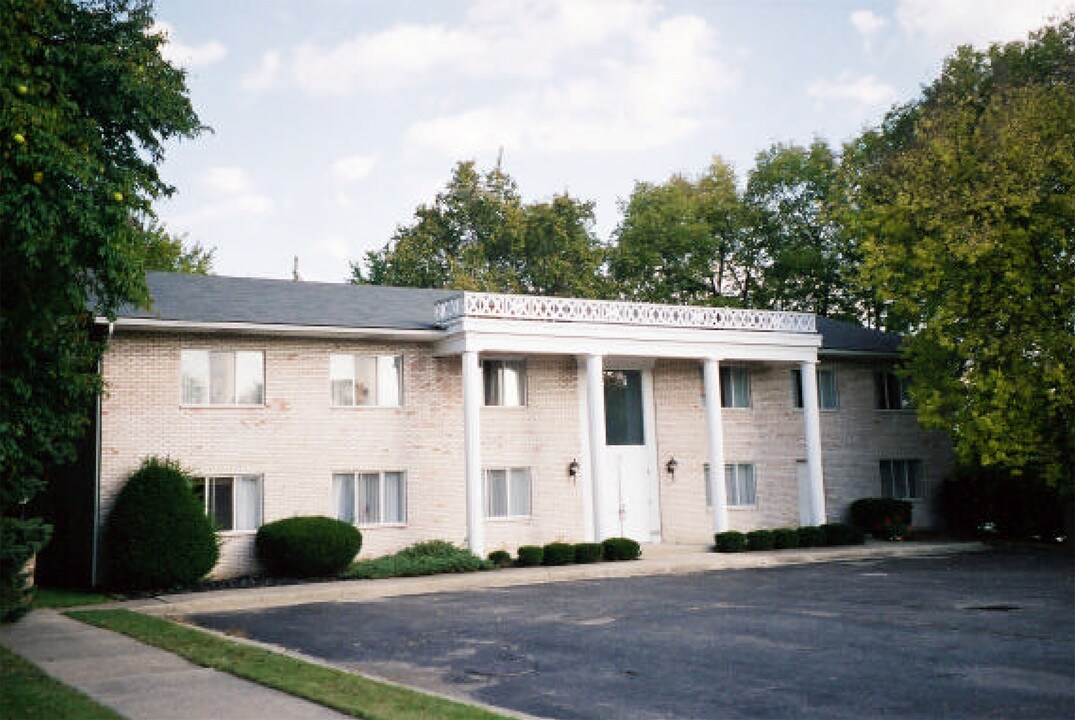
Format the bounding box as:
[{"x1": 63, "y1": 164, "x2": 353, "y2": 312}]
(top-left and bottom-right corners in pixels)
[{"x1": 99, "y1": 332, "x2": 951, "y2": 578}]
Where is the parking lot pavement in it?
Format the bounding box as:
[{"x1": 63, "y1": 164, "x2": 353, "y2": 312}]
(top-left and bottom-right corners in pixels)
[{"x1": 191, "y1": 549, "x2": 1074, "y2": 720}]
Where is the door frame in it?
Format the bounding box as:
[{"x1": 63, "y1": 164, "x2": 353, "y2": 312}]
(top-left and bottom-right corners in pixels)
[{"x1": 603, "y1": 358, "x2": 661, "y2": 543}]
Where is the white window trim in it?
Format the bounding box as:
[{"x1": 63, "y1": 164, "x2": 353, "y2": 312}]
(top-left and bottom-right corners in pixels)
[
  {"x1": 482, "y1": 358, "x2": 528, "y2": 408},
  {"x1": 792, "y1": 366, "x2": 839, "y2": 411},
  {"x1": 180, "y1": 349, "x2": 265, "y2": 408},
  {"x1": 483, "y1": 467, "x2": 533, "y2": 519},
  {"x1": 193, "y1": 474, "x2": 263, "y2": 534},
  {"x1": 332, "y1": 470, "x2": 408, "y2": 527},
  {"x1": 880, "y1": 459, "x2": 925, "y2": 501},
  {"x1": 875, "y1": 368, "x2": 913, "y2": 411},
  {"x1": 329, "y1": 354, "x2": 404, "y2": 408},
  {"x1": 720, "y1": 365, "x2": 752, "y2": 410},
  {"x1": 704, "y1": 463, "x2": 758, "y2": 510}
]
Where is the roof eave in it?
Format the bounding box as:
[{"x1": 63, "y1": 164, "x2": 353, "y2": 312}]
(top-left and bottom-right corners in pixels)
[{"x1": 95, "y1": 316, "x2": 445, "y2": 341}]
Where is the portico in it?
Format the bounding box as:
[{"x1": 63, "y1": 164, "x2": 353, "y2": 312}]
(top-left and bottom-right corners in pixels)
[{"x1": 434, "y1": 292, "x2": 828, "y2": 556}]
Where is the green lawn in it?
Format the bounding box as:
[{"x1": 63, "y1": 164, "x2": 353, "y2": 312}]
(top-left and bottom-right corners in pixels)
[
  {"x1": 0, "y1": 646, "x2": 123, "y2": 720},
  {"x1": 32, "y1": 587, "x2": 113, "y2": 610},
  {"x1": 68, "y1": 609, "x2": 508, "y2": 720}
]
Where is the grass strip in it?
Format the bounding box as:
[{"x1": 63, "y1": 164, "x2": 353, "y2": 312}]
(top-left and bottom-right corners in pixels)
[
  {"x1": 67, "y1": 609, "x2": 508, "y2": 720},
  {"x1": 0, "y1": 646, "x2": 124, "y2": 720},
  {"x1": 32, "y1": 587, "x2": 113, "y2": 610}
]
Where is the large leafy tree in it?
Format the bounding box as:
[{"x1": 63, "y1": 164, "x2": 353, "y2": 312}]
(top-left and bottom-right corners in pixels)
[
  {"x1": 609, "y1": 157, "x2": 750, "y2": 305},
  {"x1": 141, "y1": 219, "x2": 214, "y2": 274},
  {"x1": 852, "y1": 17, "x2": 1075, "y2": 486},
  {"x1": 744, "y1": 140, "x2": 864, "y2": 320},
  {"x1": 1, "y1": 0, "x2": 203, "y2": 617},
  {"x1": 354, "y1": 160, "x2": 605, "y2": 296}
]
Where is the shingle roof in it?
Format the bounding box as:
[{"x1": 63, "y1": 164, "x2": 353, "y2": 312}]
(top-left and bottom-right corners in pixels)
[
  {"x1": 118, "y1": 272, "x2": 455, "y2": 330},
  {"x1": 113, "y1": 273, "x2": 901, "y2": 353}
]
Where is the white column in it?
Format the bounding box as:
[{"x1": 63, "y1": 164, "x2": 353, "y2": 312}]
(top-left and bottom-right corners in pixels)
[
  {"x1": 462, "y1": 351, "x2": 484, "y2": 556},
  {"x1": 800, "y1": 359, "x2": 827, "y2": 525},
  {"x1": 703, "y1": 359, "x2": 729, "y2": 533},
  {"x1": 584, "y1": 354, "x2": 607, "y2": 540},
  {"x1": 576, "y1": 358, "x2": 595, "y2": 542}
]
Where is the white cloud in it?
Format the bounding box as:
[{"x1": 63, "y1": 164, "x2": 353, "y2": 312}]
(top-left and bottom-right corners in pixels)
[
  {"x1": 850, "y1": 9, "x2": 888, "y2": 50},
  {"x1": 806, "y1": 73, "x2": 898, "y2": 108},
  {"x1": 404, "y1": 8, "x2": 736, "y2": 156},
  {"x1": 153, "y1": 21, "x2": 227, "y2": 68},
  {"x1": 241, "y1": 51, "x2": 282, "y2": 92},
  {"x1": 331, "y1": 154, "x2": 377, "y2": 182},
  {"x1": 895, "y1": 0, "x2": 1074, "y2": 50},
  {"x1": 194, "y1": 166, "x2": 272, "y2": 218}
]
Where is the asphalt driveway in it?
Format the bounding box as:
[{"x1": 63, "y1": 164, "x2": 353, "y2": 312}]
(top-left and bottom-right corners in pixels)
[{"x1": 191, "y1": 549, "x2": 1073, "y2": 719}]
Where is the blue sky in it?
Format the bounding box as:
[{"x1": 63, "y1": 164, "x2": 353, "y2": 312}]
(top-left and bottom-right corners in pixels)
[{"x1": 150, "y1": 0, "x2": 1073, "y2": 282}]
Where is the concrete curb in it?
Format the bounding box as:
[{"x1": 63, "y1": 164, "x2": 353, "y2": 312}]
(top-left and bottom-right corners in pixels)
[{"x1": 120, "y1": 540, "x2": 987, "y2": 616}]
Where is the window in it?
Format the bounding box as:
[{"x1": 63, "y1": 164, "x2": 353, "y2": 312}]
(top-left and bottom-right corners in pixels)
[
  {"x1": 604, "y1": 370, "x2": 644, "y2": 445},
  {"x1": 330, "y1": 354, "x2": 402, "y2": 407},
  {"x1": 720, "y1": 366, "x2": 751, "y2": 408},
  {"x1": 875, "y1": 369, "x2": 912, "y2": 410},
  {"x1": 484, "y1": 467, "x2": 532, "y2": 518},
  {"x1": 192, "y1": 475, "x2": 262, "y2": 531},
  {"x1": 704, "y1": 463, "x2": 757, "y2": 507},
  {"x1": 792, "y1": 368, "x2": 838, "y2": 409},
  {"x1": 181, "y1": 350, "x2": 264, "y2": 406},
  {"x1": 880, "y1": 459, "x2": 923, "y2": 499},
  {"x1": 483, "y1": 360, "x2": 526, "y2": 406},
  {"x1": 332, "y1": 471, "x2": 406, "y2": 525}
]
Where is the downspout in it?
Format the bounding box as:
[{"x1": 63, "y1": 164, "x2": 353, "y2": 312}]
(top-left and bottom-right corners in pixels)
[{"x1": 90, "y1": 321, "x2": 113, "y2": 587}]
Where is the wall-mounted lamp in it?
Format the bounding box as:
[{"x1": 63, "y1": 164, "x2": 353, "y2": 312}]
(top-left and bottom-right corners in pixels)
[
  {"x1": 568, "y1": 459, "x2": 580, "y2": 479},
  {"x1": 665, "y1": 457, "x2": 679, "y2": 477}
]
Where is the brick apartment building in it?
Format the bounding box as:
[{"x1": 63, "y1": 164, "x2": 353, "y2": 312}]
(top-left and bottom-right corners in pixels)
[{"x1": 67, "y1": 272, "x2": 952, "y2": 582}]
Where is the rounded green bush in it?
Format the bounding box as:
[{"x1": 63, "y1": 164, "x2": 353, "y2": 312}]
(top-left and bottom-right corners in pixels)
[
  {"x1": 256, "y1": 516, "x2": 362, "y2": 577},
  {"x1": 715, "y1": 531, "x2": 747, "y2": 552},
  {"x1": 104, "y1": 457, "x2": 219, "y2": 591},
  {"x1": 516, "y1": 545, "x2": 544, "y2": 566},
  {"x1": 601, "y1": 537, "x2": 641, "y2": 561},
  {"x1": 573, "y1": 542, "x2": 603, "y2": 564},
  {"x1": 773, "y1": 528, "x2": 800, "y2": 549},
  {"x1": 487, "y1": 550, "x2": 513, "y2": 568},
  {"x1": 543, "y1": 542, "x2": 575, "y2": 566},
  {"x1": 746, "y1": 529, "x2": 775, "y2": 551},
  {"x1": 797, "y1": 526, "x2": 824, "y2": 548}
]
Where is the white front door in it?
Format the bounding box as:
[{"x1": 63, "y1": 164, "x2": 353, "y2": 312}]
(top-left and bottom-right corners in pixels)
[
  {"x1": 796, "y1": 460, "x2": 812, "y2": 525},
  {"x1": 602, "y1": 368, "x2": 659, "y2": 542}
]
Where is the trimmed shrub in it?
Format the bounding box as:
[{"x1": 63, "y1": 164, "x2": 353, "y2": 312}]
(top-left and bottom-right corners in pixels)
[
  {"x1": 850, "y1": 498, "x2": 913, "y2": 540},
  {"x1": 344, "y1": 540, "x2": 488, "y2": 579},
  {"x1": 104, "y1": 457, "x2": 218, "y2": 591},
  {"x1": 257, "y1": 516, "x2": 362, "y2": 577},
  {"x1": 516, "y1": 545, "x2": 544, "y2": 567},
  {"x1": 573, "y1": 543, "x2": 603, "y2": 564},
  {"x1": 746, "y1": 529, "x2": 775, "y2": 551},
  {"x1": 797, "y1": 526, "x2": 824, "y2": 548},
  {"x1": 543, "y1": 542, "x2": 575, "y2": 566},
  {"x1": 714, "y1": 531, "x2": 747, "y2": 552},
  {"x1": 821, "y1": 522, "x2": 865, "y2": 546},
  {"x1": 773, "y1": 527, "x2": 800, "y2": 549},
  {"x1": 602, "y1": 537, "x2": 642, "y2": 561},
  {"x1": 487, "y1": 550, "x2": 513, "y2": 568}
]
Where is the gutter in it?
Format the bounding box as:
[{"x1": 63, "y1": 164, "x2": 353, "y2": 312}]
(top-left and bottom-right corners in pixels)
[
  {"x1": 91, "y1": 321, "x2": 113, "y2": 588},
  {"x1": 94, "y1": 317, "x2": 445, "y2": 341}
]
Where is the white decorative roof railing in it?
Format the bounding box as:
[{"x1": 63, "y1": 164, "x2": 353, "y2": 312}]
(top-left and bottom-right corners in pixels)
[{"x1": 434, "y1": 292, "x2": 816, "y2": 334}]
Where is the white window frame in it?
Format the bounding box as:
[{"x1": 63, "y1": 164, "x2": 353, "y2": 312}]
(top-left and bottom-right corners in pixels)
[
  {"x1": 484, "y1": 467, "x2": 532, "y2": 518},
  {"x1": 720, "y1": 366, "x2": 751, "y2": 408},
  {"x1": 875, "y1": 368, "x2": 912, "y2": 410},
  {"x1": 332, "y1": 471, "x2": 407, "y2": 526},
  {"x1": 880, "y1": 459, "x2": 924, "y2": 500},
  {"x1": 330, "y1": 354, "x2": 403, "y2": 408},
  {"x1": 192, "y1": 475, "x2": 263, "y2": 533},
  {"x1": 181, "y1": 350, "x2": 264, "y2": 407},
  {"x1": 705, "y1": 463, "x2": 757, "y2": 508},
  {"x1": 482, "y1": 359, "x2": 527, "y2": 407},
  {"x1": 792, "y1": 367, "x2": 839, "y2": 410}
]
